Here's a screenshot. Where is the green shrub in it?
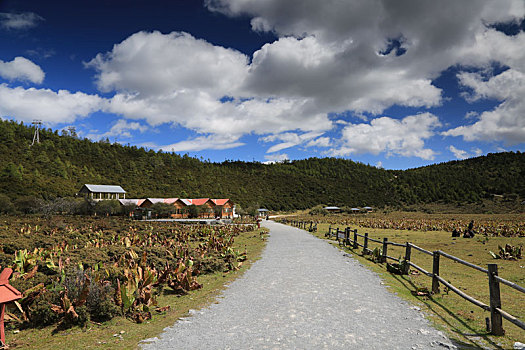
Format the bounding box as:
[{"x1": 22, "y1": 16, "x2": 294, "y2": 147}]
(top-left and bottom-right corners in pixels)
[
  {"x1": 31, "y1": 292, "x2": 60, "y2": 327},
  {"x1": 309, "y1": 205, "x2": 328, "y2": 216},
  {"x1": 94, "y1": 200, "x2": 121, "y2": 216},
  {"x1": 14, "y1": 196, "x2": 40, "y2": 214},
  {"x1": 87, "y1": 283, "x2": 120, "y2": 322},
  {"x1": 0, "y1": 194, "x2": 15, "y2": 214},
  {"x1": 151, "y1": 202, "x2": 176, "y2": 218}
]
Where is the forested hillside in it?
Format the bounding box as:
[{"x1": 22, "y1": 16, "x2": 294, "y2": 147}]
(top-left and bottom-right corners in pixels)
[{"x1": 0, "y1": 120, "x2": 524, "y2": 210}]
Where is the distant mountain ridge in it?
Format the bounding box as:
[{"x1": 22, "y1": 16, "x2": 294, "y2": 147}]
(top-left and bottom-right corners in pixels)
[{"x1": 0, "y1": 119, "x2": 523, "y2": 210}]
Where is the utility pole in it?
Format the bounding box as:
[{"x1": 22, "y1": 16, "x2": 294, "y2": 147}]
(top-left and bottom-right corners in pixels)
[{"x1": 31, "y1": 120, "x2": 42, "y2": 146}]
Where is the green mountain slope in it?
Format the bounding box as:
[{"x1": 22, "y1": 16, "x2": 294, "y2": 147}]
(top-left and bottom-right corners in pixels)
[{"x1": 0, "y1": 120, "x2": 523, "y2": 210}]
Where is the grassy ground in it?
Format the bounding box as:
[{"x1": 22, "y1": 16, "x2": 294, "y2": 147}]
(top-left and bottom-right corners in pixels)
[
  {"x1": 312, "y1": 223, "x2": 524, "y2": 349},
  {"x1": 6, "y1": 228, "x2": 269, "y2": 349}
]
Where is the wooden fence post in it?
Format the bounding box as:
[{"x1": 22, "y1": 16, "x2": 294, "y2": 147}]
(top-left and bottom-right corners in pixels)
[
  {"x1": 345, "y1": 227, "x2": 350, "y2": 246},
  {"x1": 363, "y1": 232, "x2": 368, "y2": 254},
  {"x1": 432, "y1": 251, "x2": 440, "y2": 294},
  {"x1": 309, "y1": 222, "x2": 313, "y2": 231},
  {"x1": 403, "y1": 243, "x2": 411, "y2": 275},
  {"x1": 382, "y1": 238, "x2": 388, "y2": 263},
  {"x1": 488, "y1": 264, "x2": 504, "y2": 335},
  {"x1": 353, "y1": 229, "x2": 358, "y2": 249}
]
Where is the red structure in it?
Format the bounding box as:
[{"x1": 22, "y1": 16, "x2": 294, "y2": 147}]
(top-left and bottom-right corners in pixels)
[{"x1": 0, "y1": 268, "x2": 22, "y2": 347}]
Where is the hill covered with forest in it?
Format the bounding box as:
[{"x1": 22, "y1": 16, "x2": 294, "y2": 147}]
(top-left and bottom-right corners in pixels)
[{"x1": 0, "y1": 119, "x2": 524, "y2": 211}]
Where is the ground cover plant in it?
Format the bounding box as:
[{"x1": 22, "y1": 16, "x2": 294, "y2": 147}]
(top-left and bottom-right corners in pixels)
[
  {"x1": 278, "y1": 212, "x2": 525, "y2": 349},
  {"x1": 0, "y1": 215, "x2": 264, "y2": 349}
]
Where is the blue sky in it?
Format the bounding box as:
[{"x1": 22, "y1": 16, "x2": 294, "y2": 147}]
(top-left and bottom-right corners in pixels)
[{"x1": 0, "y1": 0, "x2": 524, "y2": 169}]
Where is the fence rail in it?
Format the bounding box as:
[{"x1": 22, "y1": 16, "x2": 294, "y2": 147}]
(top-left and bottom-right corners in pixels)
[{"x1": 283, "y1": 220, "x2": 524, "y2": 336}]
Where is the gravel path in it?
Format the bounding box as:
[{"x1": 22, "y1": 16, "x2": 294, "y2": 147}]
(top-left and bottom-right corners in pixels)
[{"x1": 141, "y1": 221, "x2": 456, "y2": 349}]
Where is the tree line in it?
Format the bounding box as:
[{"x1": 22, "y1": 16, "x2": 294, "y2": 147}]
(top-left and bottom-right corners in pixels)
[{"x1": 0, "y1": 119, "x2": 523, "y2": 211}]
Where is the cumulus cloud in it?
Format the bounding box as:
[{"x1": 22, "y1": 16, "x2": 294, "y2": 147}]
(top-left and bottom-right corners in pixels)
[
  {"x1": 449, "y1": 145, "x2": 469, "y2": 159},
  {"x1": 75, "y1": 1, "x2": 524, "y2": 153},
  {"x1": 206, "y1": 0, "x2": 525, "y2": 146},
  {"x1": 443, "y1": 68, "x2": 525, "y2": 144},
  {"x1": 87, "y1": 31, "x2": 333, "y2": 139},
  {"x1": 86, "y1": 31, "x2": 249, "y2": 97},
  {"x1": 0, "y1": 57, "x2": 45, "y2": 84},
  {"x1": 0, "y1": 84, "x2": 105, "y2": 124},
  {"x1": 472, "y1": 147, "x2": 483, "y2": 156},
  {"x1": 87, "y1": 119, "x2": 148, "y2": 140},
  {"x1": 261, "y1": 131, "x2": 325, "y2": 153},
  {"x1": 305, "y1": 137, "x2": 331, "y2": 148},
  {"x1": 2, "y1": 2, "x2": 523, "y2": 158},
  {"x1": 0, "y1": 12, "x2": 44, "y2": 30},
  {"x1": 329, "y1": 113, "x2": 441, "y2": 160},
  {"x1": 157, "y1": 134, "x2": 245, "y2": 152},
  {"x1": 263, "y1": 153, "x2": 289, "y2": 164}
]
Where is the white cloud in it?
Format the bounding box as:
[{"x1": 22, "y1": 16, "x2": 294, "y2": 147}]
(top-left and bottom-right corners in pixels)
[
  {"x1": 464, "y1": 111, "x2": 479, "y2": 120},
  {"x1": 244, "y1": 35, "x2": 442, "y2": 115},
  {"x1": 0, "y1": 12, "x2": 44, "y2": 30},
  {"x1": 87, "y1": 31, "x2": 248, "y2": 98},
  {"x1": 87, "y1": 31, "x2": 333, "y2": 140},
  {"x1": 376, "y1": 161, "x2": 383, "y2": 168},
  {"x1": 156, "y1": 134, "x2": 245, "y2": 152},
  {"x1": 263, "y1": 153, "x2": 289, "y2": 164},
  {"x1": 261, "y1": 131, "x2": 324, "y2": 153},
  {"x1": 87, "y1": 119, "x2": 148, "y2": 140},
  {"x1": 449, "y1": 145, "x2": 469, "y2": 159},
  {"x1": 0, "y1": 57, "x2": 45, "y2": 84},
  {"x1": 472, "y1": 147, "x2": 483, "y2": 156},
  {"x1": 0, "y1": 84, "x2": 104, "y2": 124},
  {"x1": 329, "y1": 113, "x2": 441, "y2": 160},
  {"x1": 206, "y1": 0, "x2": 525, "y2": 146},
  {"x1": 65, "y1": 0, "x2": 524, "y2": 154},
  {"x1": 443, "y1": 68, "x2": 525, "y2": 144},
  {"x1": 305, "y1": 137, "x2": 331, "y2": 148}
]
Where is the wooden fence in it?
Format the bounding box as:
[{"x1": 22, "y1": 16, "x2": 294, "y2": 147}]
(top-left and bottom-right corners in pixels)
[
  {"x1": 284, "y1": 219, "x2": 318, "y2": 232},
  {"x1": 319, "y1": 225, "x2": 524, "y2": 336}
]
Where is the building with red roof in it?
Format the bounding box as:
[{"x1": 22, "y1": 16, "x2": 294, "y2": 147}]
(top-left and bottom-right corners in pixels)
[{"x1": 138, "y1": 197, "x2": 234, "y2": 219}]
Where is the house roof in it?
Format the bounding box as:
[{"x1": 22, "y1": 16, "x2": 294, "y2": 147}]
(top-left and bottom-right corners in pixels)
[
  {"x1": 363, "y1": 206, "x2": 373, "y2": 210},
  {"x1": 351, "y1": 208, "x2": 360, "y2": 211},
  {"x1": 137, "y1": 198, "x2": 231, "y2": 207},
  {"x1": 145, "y1": 198, "x2": 165, "y2": 204},
  {"x1": 258, "y1": 208, "x2": 269, "y2": 212},
  {"x1": 143, "y1": 198, "x2": 180, "y2": 205},
  {"x1": 212, "y1": 199, "x2": 231, "y2": 206},
  {"x1": 164, "y1": 198, "x2": 179, "y2": 204},
  {"x1": 118, "y1": 199, "x2": 145, "y2": 206},
  {"x1": 82, "y1": 184, "x2": 126, "y2": 193},
  {"x1": 324, "y1": 206, "x2": 340, "y2": 210},
  {"x1": 188, "y1": 198, "x2": 210, "y2": 206}
]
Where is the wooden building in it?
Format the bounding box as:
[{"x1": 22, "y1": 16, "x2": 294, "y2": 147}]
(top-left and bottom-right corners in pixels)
[
  {"x1": 138, "y1": 197, "x2": 234, "y2": 219},
  {"x1": 323, "y1": 206, "x2": 341, "y2": 213},
  {"x1": 211, "y1": 199, "x2": 234, "y2": 219},
  {"x1": 79, "y1": 184, "x2": 126, "y2": 200}
]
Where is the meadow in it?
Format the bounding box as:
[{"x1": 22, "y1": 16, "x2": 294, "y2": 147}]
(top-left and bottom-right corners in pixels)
[
  {"x1": 0, "y1": 215, "x2": 267, "y2": 349},
  {"x1": 279, "y1": 212, "x2": 524, "y2": 349}
]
